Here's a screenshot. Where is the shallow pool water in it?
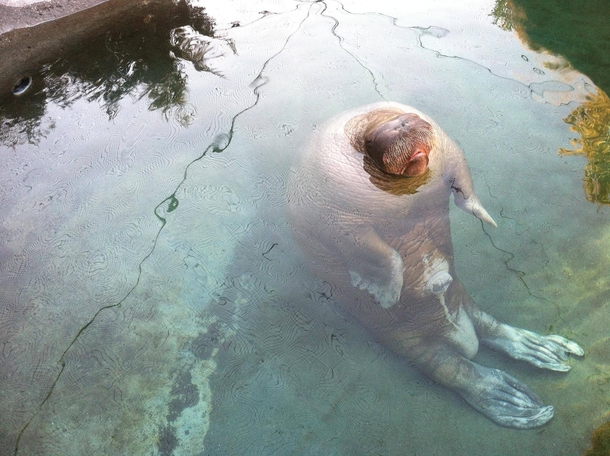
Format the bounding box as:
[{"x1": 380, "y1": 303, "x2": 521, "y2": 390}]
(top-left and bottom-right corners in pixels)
[{"x1": 1, "y1": 0, "x2": 609, "y2": 454}]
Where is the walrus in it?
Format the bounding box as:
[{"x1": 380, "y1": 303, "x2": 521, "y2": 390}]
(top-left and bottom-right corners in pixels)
[{"x1": 286, "y1": 101, "x2": 583, "y2": 429}]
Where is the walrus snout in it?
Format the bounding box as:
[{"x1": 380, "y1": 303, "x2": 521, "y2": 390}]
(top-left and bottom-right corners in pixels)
[{"x1": 364, "y1": 113, "x2": 434, "y2": 177}]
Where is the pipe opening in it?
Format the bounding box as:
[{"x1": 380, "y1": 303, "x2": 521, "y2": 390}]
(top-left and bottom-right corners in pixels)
[{"x1": 13, "y1": 76, "x2": 32, "y2": 96}]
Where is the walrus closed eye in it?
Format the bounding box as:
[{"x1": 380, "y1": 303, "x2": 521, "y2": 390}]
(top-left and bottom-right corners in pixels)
[{"x1": 287, "y1": 101, "x2": 584, "y2": 430}]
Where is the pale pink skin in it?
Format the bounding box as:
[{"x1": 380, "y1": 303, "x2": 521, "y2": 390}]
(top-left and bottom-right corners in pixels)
[{"x1": 287, "y1": 101, "x2": 583, "y2": 429}]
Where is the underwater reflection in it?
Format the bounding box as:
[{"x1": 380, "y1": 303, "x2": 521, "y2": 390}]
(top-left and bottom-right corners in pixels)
[
  {"x1": 490, "y1": 0, "x2": 610, "y2": 95},
  {"x1": 0, "y1": 0, "x2": 233, "y2": 147},
  {"x1": 491, "y1": 0, "x2": 610, "y2": 206},
  {"x1": 560, "y1": 90, "x2": 610, "y2": 206}
]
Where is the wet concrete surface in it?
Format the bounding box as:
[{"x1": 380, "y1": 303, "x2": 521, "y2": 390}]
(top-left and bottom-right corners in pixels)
[{"x1": 1, "y1": 1, "x2": 608, "y2": 455}]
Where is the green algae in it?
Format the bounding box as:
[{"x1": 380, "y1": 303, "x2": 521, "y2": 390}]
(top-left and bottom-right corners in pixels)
[
  {"x1": 559, "y1": 90, "x2": 610, "y2": 205},
  {"x1": 584, "y1": 421, "x2": 610, "y2": 456}
]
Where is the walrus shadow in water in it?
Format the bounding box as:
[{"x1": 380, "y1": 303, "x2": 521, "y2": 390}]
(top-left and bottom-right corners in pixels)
[{"x1": 287, "y1": 101, "x2": 584, "y2": 429}]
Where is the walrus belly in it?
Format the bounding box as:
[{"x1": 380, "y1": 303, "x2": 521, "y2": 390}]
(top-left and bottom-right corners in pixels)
[{"x1": 444, "y1": 306, "x2": 479, "y2": 360}]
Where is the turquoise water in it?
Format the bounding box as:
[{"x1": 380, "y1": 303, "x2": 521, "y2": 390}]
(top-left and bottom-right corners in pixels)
[{"x1": 1, "y1": 0, "x2": 609, "y2": 454}]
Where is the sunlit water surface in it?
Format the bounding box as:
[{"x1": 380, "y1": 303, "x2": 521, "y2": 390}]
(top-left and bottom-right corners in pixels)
[{"x1": 1, "y1": 0, "x2": 609, "y2": 454}]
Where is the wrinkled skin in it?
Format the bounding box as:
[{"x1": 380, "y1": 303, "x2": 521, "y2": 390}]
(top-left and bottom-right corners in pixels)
[{"x1": 287, "y1": 101, "x2": 583, "y2": 429}]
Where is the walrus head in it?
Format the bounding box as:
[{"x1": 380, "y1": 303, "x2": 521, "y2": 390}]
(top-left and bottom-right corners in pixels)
[{"x1": 363, "y1": 113, "x2": 434, "y2": 177}]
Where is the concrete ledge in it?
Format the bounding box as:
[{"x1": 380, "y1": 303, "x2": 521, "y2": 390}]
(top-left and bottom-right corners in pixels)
[
  {"x1": 0, "y1": 0, "x2": 205, "y2": 102},
  {"x1": 0, "y1": 0, "x2": 108, "y2": 34}
]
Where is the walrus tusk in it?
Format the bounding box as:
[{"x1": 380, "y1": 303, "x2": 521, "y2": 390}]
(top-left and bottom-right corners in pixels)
[{"x1": 453, "y1": 191, "x2": 497, "y2": 228}]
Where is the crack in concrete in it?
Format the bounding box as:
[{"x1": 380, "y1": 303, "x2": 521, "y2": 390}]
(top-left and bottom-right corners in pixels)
[
  {"x1": 481, "y1": 175, "x2": 538, "y2": 292},
  {"x1": 411, "y1": 26, "x2": 579, "y2": 107},
  {"x1": 480, "y1": 220, "x2": 568, "y2": 326},
  {"x1": 318, "y1": 0, "x2": 387, "y2": 101},
  {"x1": 12, "y1": 4, "x2": 314, "y2": 454},
  {"x1": 481, "y1": 171, "x2": 567, "y2": 325},
  {"x1": 479, "y1": 220, "x2": 541, "y2": 299},
  {"x1": 329, "y1": 0, "x2": 578, "y2": 107}
]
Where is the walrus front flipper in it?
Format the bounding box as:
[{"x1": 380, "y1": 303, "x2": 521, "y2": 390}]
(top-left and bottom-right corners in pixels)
[{"x1": 342, "y1": 228, "x2": 404, "y2": 308}]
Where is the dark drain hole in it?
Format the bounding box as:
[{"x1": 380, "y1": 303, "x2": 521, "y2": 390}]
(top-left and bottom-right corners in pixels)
[{"x1": 13, "y1": 76, "x2": 32, "y2": 96}]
